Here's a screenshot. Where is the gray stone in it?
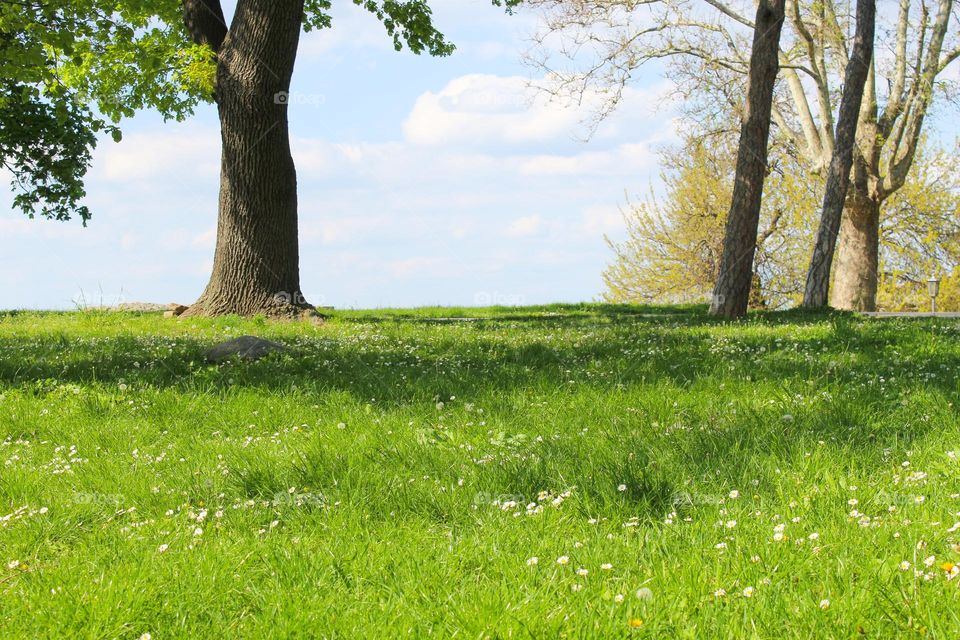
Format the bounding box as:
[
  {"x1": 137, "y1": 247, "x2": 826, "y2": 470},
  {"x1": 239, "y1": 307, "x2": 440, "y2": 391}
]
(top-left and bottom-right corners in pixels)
[
  {"x1": 163, "y1": 304, "x2": 189, "y2": 318},
  {"x1": 206, "y1": 336, "x2": 287, "y2": 363}
]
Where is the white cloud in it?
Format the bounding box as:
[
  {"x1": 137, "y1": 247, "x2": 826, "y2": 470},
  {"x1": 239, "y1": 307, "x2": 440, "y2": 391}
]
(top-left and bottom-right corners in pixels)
[
  {"x1": 580, "y1": 205, "x2": 625, "y2": 235},
  {"x1": 96, "y1": 125, "x2": 219, "y2": 183},
  {"x1": 403, "y1": 74, "x2": 580, "y2": 146},
  {"x1": 403, "y1": 74, "x2": 677, "y2": 148},
  {"x1": 386, "y1": 256, "x2": 455, "y2": 278},
  {"x1": 505, "y1": 214, "x2": 543, "y2": 237},
  {"x1": 297, "y1": 3, "x2": 393, "y2": 59},
  {"x1": 2, "y1": 61, "x2": 678, "y2": 310},
  {"x1": 517, "y1": 143, "x2": 655, "y2": 176}
]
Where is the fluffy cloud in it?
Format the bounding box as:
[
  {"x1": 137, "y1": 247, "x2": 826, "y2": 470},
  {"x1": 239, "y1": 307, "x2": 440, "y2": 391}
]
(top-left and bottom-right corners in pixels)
[
  {"x1": 2, "y1": 63, "x2": 678, "y2": 309},
  {"x1": 96, "y1": 124, "x2": 219, "y2": 184},
  {"x1": 505, "y1": 214, "x2": 544, "y2": 237},
  {"x1": 403, "y1": 74, "x2": 578, "y2": 146},
  {"x1": 403, "y1": 74, "x2": 677, "y2": 149}
]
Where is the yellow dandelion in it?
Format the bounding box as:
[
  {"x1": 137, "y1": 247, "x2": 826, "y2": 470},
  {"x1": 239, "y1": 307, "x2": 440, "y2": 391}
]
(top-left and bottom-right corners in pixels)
[{"x1": 629, "y1": 618, "x2": 643, "y2": 628}]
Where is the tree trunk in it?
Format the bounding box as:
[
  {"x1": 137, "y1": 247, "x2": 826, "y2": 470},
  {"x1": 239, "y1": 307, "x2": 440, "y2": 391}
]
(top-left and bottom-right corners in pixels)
[
  {"x1": 830, "y1": 193, "x2": 880, "y2": 311},
  {"x1": 709, "y1": 0, "x2": 785, "y2": 319},
  {"x1": 802, "y1": 0, "x2": 875, "y2": 308},
  {"x1": 183, "y1": 0, "x2": 313, "y2": 318}
]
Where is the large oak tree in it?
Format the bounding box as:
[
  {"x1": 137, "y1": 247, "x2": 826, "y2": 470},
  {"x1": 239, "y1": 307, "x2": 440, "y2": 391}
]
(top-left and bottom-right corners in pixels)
[{"x1": 3, "y1": 0, "x2": 517, "y2": 316}]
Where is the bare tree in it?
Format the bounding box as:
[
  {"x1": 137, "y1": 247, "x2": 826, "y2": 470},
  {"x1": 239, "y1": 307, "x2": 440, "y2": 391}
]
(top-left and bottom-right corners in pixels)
[
  {"x1": 710, "y1": 0, "x2": 786, "y2": 318},
  {"x1": 802, "y1": 0, "x2": 875, "y2": 308},
  {"x1": 526, "y1": 0, "x2": 959, "y2": 310}
]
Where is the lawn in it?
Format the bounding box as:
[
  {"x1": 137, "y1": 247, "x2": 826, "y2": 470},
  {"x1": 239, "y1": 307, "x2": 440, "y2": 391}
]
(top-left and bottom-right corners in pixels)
[{"x1": 1, "y1": 304, "x2": 959, "y2": 638}]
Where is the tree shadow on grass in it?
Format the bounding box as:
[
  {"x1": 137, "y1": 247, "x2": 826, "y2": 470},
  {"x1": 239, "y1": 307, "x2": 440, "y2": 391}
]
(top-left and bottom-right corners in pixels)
[
  {"x1": 2, "y1": 308, "x2": 957, "y2": 525},
  {"x1": 1, "y1": 309, "x2": 957, "y2": 400}
]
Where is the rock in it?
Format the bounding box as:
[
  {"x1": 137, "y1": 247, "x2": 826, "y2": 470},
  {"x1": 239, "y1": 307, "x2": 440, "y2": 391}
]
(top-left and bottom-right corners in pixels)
[
  {"x1": 205, "y1": 336, "x2": 287, "y2": 363},
  {"x1": 107, "y1": 302, "x2": 169, "y2": 312},
  {"x1": 163, "y1": 304, "x2": 189, "y2": 319}
]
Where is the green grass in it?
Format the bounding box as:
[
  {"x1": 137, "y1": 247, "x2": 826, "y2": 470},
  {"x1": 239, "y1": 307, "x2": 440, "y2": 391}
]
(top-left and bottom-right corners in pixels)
[{"x1": 1, "y1": 304, "x2": 959, "y2": 638}]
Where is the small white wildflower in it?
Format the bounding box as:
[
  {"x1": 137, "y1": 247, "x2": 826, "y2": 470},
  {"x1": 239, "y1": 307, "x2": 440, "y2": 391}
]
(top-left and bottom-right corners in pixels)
[
  {"x1": 819, "y1": 599, "x2": 830, "y2": 610},
  {"x1": 636, "y1": 587, "x2": 653, "y2": 600},
  {"x1": 526, "y1": 556, "x2": 539, "y2": 566},
  {"x1": 157, "y1": 544, "x2": 169, "y2": 553},
  {"x1": 556, "y1": 556, "x2": 569, "y2": 565},
  {"x1": 713, "y1": 588, "x2": 727, "y2": 598},
  {"x1": 729, "y1": 490, "x2": 740, "y2": 499},
  {"x1": 617, "y1": 484, "x2": 627, "y2": 492},
  {"x1": 614, "y1": 593, "x2": 624, "y2": 603},
  {"x1": 600, "y1": 563, "x2": 613, "y2": 570}
]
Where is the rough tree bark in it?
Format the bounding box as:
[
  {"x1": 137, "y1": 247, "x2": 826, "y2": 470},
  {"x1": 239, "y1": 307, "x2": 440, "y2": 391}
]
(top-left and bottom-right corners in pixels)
[
  {"x1": 802, "y1": 0, "x2": 875, "y2": 308},
  {"x1": 830, "y1": 0, "x2": 954, "y2": 310},
  {"x1": 709, "y1": 0, "x2": 785, "y2": 319},
  {"x1": 181, "y1": 0, "x2": 314, "y2": 318},
  {"x1": 831, "y1": 193, "x2": 880, "y2": 310}
]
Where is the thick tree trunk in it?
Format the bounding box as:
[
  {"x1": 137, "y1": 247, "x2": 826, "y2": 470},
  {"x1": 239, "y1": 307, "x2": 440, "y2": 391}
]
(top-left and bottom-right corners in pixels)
[
  {"x1": 709, "y1": 0, "x2": 785, "y2": 319},
  {"x1": 183, "y1": 0, "x2": 313, "y2": 318},
  {"x1": 830, "y1": 193, "x2": 880, "y2": 311},
  {"x1": 802, "y1": 0, "x2": 875, "y2": 308}
]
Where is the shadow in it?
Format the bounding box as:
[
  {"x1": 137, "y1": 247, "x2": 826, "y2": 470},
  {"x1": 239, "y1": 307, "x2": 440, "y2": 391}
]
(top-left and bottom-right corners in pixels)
[
  {"x1": 1, "y1": 306, "x2": 956, "y2": 395},
  {"x1": 3, "y1": 306, "x2": 959, "y2": 526}
]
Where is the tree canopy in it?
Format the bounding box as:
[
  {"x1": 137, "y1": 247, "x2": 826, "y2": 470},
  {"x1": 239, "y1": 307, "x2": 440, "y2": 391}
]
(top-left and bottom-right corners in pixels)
[{"x1": 2, "y1": 0, "x2": 517, "y2": 224}]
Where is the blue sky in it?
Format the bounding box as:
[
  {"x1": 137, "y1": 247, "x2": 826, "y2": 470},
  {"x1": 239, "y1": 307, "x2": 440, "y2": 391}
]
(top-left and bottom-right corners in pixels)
[{"x1": 1, "y1": 0, "x2": 679, "y2": 310}]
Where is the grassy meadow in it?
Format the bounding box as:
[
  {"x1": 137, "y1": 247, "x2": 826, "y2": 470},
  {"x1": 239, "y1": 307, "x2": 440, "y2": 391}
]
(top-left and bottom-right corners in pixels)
[{"x1": 1, "y1": 304, "x2": 959, "y2": 638}]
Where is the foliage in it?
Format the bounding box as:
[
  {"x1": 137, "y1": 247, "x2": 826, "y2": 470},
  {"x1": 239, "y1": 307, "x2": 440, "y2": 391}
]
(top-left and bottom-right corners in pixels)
[
  {"x1": 0, "y1": 82, "x2": 96, "y2": 222},
  {"x1": 604, "y1": 129, "x2": 960, "y2": 311},
  {"x1": 877, "y1": 141, "x2": 960, "y2": 311},
  {"x1": 602, "y1": 134, "x2": 819, "y2": 309},
  {"x1": 4, "y1": 0, "x2": 521, "y2": 223},
  {"x1": 0, "y1": 0, "x2": 209, "y2": 222},
  {"x1": 2, "y1": 306, "x2": 960, "y2": 636}
]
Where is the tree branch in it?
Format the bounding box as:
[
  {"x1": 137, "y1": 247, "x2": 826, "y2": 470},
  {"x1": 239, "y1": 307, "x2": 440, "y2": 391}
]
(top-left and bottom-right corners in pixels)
[{"x1": 182, "y1": 0, "x2": 228, "y2": 54}]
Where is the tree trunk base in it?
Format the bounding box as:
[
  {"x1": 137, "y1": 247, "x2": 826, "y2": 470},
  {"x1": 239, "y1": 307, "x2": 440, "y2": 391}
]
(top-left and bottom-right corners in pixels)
[
  {"x1": 831, "y1": 195, "x2": 880, "y2": 311},
  {"x1": 181, "y1": 294, "x2": 323, "y2": 321}
]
